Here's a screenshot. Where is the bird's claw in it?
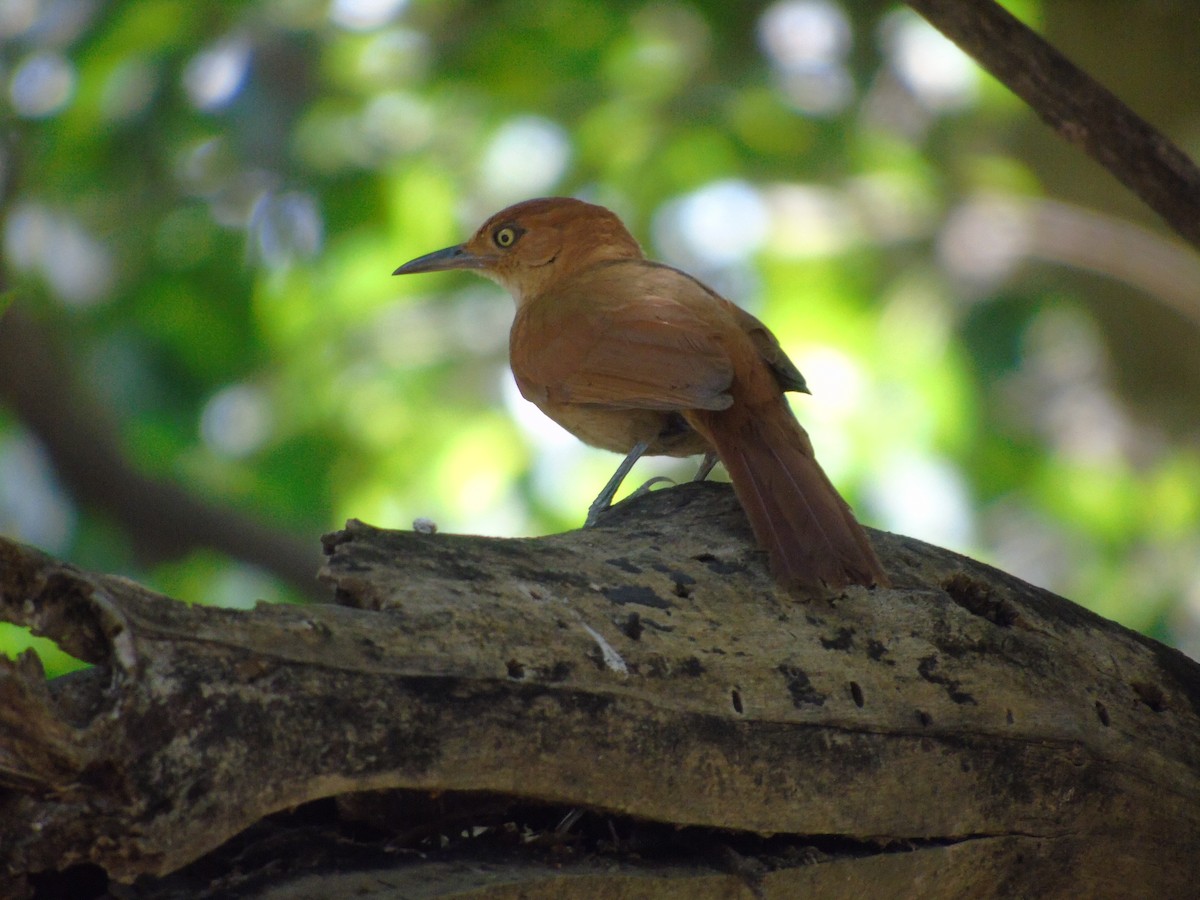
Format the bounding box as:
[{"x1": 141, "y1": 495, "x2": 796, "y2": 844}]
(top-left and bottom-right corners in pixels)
[
  {"x1": 628, "y1": 475, "x2": 675, "y2": 499},
  {"x1": 584, "y1": 440, "x2": 649, "y2": 527},
  {"x1": 584, "y1": 501, "x2": 606, "y2": 528},
  {"x1": 585, "y1": 476, "x2": 675, "y2": 527}
]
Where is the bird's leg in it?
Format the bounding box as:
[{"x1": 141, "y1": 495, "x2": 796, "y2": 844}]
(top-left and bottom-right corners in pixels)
[
  {"x1": 585, "y1": 440, "x2": 650, "y2": 527},
  {"x1": 692, "y1": 451, "x2": 720, "y2": 482}
]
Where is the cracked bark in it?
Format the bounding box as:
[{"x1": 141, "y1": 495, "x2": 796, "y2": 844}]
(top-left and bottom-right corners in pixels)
[{"x1": 2, "y1": 483, "x2": 1198, "y2": 898}]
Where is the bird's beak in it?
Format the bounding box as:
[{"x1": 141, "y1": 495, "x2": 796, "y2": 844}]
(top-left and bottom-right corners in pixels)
[{"x1": 392, "y1": 244, "x2": 490, "y2": 276}]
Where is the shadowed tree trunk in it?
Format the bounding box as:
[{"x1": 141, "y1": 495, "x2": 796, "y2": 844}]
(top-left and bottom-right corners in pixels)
[{"x1": 2, "y1": 483, "x2": 1198, "y2": 898}]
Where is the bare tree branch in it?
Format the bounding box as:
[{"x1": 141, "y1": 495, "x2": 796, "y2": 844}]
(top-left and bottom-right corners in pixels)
[
  {"x1": 0, "y1": 305, "x2": 325, "y2": 600},
  {"x1": 905, "y1": 0, "x2": 1200, "y2": 250}
]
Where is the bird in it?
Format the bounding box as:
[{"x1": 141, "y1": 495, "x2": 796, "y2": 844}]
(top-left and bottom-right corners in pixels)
[{"x1": 393, "y1": 197, "x2": 888, "y2": 592}]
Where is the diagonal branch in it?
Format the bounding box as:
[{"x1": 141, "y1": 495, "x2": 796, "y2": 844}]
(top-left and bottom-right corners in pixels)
[
  {"x1": 905, "y1": 0, "x2": 1200, "y2": 250},
  {"x1": 0, "y1": 305, "x2": 325, "y2": 600}
]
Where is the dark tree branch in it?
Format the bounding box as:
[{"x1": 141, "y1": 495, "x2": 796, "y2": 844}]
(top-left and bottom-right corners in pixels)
[
  {"x1": 905, "y1": 0, "x2": 1200, "y2": 250},
  {"x1": 2, "y1": 484, "x2": 1198, "y2": 897},
  {"x1": 0, "y1": 305, "x2": 325, "y2": 600}
]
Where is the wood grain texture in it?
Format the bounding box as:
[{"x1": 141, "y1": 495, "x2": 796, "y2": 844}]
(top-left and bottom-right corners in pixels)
[{"x1": 2, "y1": 482, "x2": 1198, "y2": 898}]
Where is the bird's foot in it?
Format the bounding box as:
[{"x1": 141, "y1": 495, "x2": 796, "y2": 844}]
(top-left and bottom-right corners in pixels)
[
  {"x1": 585, "y1": 475, "x2": 675, "y2": 526},
  {"x1": 627, "y1": 475, "x2": 676, "y2": 500},
  {"x1": 584, "y1": 440, "x2": 649, "y2": 527}
]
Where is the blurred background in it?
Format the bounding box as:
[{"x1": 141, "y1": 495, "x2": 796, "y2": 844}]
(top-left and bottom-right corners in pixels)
[{"x1": 1, "y1": 0, "x2": 1198, "y2": 675}]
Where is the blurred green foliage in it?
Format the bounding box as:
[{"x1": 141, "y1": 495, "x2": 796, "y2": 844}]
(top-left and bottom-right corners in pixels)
[{"x1": 2, "y1": 0, "x2": 1199, "y2": 677}]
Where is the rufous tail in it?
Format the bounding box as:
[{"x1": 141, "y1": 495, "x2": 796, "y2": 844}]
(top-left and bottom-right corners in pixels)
[{"x1": 695, "y1": 403, "x2": 889, "y2": 591}]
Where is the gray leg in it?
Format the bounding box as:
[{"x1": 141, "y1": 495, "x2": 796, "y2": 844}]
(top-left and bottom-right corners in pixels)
[
  {"x1": 585, "y1": 441, "x2": 649, "y2": 527},
  {"x1": 693, "y1": 451, "x2": 719, "y2": 482}
]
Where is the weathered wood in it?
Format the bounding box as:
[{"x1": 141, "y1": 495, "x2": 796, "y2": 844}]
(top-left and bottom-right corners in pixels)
[{"x1": 2, "y1": 482, "x2": 1198, "y2": 898}]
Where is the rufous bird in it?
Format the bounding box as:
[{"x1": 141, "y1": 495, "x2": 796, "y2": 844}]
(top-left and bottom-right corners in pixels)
[{"x1": 393, "y1": 197, "x2": 888, "y2": 591}]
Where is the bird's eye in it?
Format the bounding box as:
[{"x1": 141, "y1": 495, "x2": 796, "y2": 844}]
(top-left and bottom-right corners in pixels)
[{"x1": 493, "y1": 226, "x2": 520, "y2": 248}]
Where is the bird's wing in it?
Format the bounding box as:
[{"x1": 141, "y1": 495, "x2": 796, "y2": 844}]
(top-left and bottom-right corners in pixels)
[
  {"x1": 511, "y1": 266, "x2": 736, "y2": 412},
  {"x1": 726, "y1": 303, "x2": 809, "y2": 394}
]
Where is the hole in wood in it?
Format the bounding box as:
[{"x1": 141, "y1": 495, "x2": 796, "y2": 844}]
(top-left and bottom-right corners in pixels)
[
  {"x1": 1131, "y1": 681, "x2": 1168, "y2": 712},
  {"x1": 941, "y1": 573, "x2": 1019, "y2": 627},
  {"x1": 621, "y1": 613, "x2": 643, "y2": 641}
]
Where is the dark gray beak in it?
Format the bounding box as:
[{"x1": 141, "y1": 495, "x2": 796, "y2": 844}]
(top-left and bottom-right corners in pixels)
[{"x1": 392, "y1": 244, "x2": 489, "y2": 275}]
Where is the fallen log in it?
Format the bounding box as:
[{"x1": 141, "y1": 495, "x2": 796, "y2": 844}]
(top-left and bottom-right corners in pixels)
[{"x1": 2, "y1": 482, "x2": 1197, "y2": 898}]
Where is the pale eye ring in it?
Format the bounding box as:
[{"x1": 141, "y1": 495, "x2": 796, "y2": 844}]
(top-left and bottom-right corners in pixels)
[{"x1": 493, "y1": 226, "x2": 518, "y2": 248}]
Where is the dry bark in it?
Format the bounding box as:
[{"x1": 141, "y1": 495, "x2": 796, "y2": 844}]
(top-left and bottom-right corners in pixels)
[{"x1": 2, "y1": 482, "x2": 1198, "y2": 898}]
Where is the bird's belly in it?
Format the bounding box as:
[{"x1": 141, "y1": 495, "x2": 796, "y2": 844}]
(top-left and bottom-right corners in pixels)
[{"x1": 536, "y1": 400, "x2": 711, "y2": 458}]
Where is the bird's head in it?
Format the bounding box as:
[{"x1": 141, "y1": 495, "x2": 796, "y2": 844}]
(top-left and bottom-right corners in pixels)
[{"x1": 393, "y1": 197, "x2": 643, "y2": 303}]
